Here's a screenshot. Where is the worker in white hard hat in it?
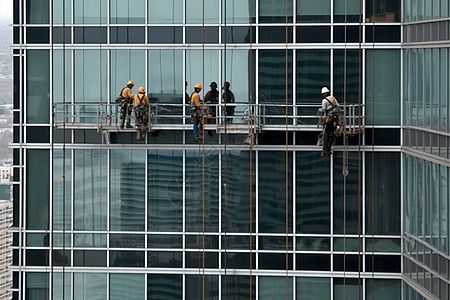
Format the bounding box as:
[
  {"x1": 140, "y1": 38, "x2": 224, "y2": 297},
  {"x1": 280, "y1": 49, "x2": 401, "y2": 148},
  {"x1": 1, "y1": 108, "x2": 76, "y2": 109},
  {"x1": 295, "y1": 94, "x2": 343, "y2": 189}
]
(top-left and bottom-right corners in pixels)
[{"x1": 318, "y1": 87, "x2": 340, "y2": 156}]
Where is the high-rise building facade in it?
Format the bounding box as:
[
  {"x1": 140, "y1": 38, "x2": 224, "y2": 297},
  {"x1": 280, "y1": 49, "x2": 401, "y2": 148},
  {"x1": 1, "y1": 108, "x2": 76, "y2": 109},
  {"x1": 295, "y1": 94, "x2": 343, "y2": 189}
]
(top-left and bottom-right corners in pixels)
[
  {"x1": 0, "y1": 200, "x2": 12, "y2": 300},
  {"x1": 11, "y1": 0, "x2": 434, "y2": 299},
  {"x1": 402, "y1": 1, "x2": 450, "y2": 300}
]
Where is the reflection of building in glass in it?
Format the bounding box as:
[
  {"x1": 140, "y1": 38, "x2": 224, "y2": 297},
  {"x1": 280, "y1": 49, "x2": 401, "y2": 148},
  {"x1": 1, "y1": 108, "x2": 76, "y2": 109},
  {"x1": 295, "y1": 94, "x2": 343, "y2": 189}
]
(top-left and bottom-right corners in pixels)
[{"x1": 10, "y1": 0, "x2": 450, "y2": 299}]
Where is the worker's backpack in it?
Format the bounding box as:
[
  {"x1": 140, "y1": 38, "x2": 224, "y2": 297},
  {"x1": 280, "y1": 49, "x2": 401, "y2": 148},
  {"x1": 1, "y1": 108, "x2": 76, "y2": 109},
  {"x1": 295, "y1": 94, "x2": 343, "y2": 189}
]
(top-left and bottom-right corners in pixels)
[{"x1": 115, "y1": 87, "x2": 132, "y2": 107}]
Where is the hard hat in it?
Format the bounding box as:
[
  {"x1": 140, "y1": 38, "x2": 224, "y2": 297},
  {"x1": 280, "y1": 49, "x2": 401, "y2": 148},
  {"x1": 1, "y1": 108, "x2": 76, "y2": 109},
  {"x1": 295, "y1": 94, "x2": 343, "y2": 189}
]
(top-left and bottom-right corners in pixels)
[
  {"x1": 138, "y1": 87, "x2": 145, "y2": 93},
  {"x1": 128, "y1": 80, "x2": 135, "y2": 86},
  {"x1": 194, "y1": 83, "x2": 202, "y2": 89},
  {"x1": 321, "y1": 87, "x2": 329, "y2": 94}
]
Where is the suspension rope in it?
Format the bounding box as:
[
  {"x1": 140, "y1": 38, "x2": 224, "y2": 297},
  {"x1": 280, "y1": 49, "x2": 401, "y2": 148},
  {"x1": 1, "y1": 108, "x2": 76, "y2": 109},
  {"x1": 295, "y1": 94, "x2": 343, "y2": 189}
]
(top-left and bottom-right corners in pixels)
[
  {"x1": 285, "y1": 0, "x2": 289, "y2": 299},
  {"x1": 357, "y1": 1, "x2": 363, "y2": 299}
]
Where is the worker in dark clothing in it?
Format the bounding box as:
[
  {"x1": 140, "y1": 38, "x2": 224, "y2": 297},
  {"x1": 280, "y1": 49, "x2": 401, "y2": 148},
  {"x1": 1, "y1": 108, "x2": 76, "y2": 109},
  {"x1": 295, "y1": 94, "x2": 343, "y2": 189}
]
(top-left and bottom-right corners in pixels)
[
  {"x1": 185, "y1": 81, "x2": 191, "y2": 104},
  {"x1": 222, "y1": 82, "x2": 235, "y2": 124},
  {"x1": 190, "y1": 84, "x2": 203, "y2": 140},
  {"x1": 116, "y1": 80, "x2": 135, "y2": 129},
  {"x1": 318, "y1": 87, "x2": 340, "y2": 156},
  {"x1": 134, "y1": 87, "x2": 149, "y2": 140},
  {"x1": 204, "y1": 81, "x2": 219, "y2": 119}
]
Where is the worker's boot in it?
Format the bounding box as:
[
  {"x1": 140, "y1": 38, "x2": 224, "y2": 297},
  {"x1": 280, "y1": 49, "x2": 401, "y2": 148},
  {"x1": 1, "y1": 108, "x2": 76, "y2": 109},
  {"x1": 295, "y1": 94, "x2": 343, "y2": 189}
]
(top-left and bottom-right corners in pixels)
[{"x1": 120, "y1": 119, "x2": 125, "y2": 129}]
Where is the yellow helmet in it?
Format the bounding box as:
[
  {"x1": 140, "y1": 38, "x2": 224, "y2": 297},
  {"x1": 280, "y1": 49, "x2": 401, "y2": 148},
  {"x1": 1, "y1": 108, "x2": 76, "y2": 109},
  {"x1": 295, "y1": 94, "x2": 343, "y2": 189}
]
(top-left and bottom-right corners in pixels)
[
  {"x1": 127, "y1": 80, "x2": 135, "y2": 86},
  {"x1": 194, "y1": 83, "x2": 202, "y2": 90},
  {"x1": 138, "y1": 87, "x2": 146, "y2": 93}
]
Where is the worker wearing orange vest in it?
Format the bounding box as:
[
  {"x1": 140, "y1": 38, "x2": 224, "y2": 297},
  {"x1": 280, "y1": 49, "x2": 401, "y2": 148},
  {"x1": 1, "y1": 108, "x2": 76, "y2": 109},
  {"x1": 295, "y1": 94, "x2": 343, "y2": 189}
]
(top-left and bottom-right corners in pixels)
[
  {"x1": 190, "y1": 84, "x2": 203, "y2": 140},
  {"x1": 319, "y1": 87, "x2": 340, "y2": 156},
  {"x1": 134, "y1": 87, "x2": 149, "y2": 140}
]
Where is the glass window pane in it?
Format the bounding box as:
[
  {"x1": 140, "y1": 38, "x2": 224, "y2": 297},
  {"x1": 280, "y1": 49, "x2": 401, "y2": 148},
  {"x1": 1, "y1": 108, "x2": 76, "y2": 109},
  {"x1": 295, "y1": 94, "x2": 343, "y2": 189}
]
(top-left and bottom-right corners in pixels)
[
  {"x1": 259, "y1": 151, "x2": 293, "y2": 233},
  {"x1": 52, "y1": 273, "x2": 71, "y2": 300},
  {"x1": 27, "y1": 0, "x2": 49, "y2": 24},
  {"x1": 334, "y1": 0, "x2": 361, "y2": 23},
  {"x1": 259, "y1": 277, "x2": 293, "y2": 299},
  {"x1": 148, "y1": 27, "x2": 182, "y2": 44},
  {"x1": 297, "y1": 152, "x2": 330, "y2": 233},
  {"x1": 334, "y1": 278, "x2": 360, "y2": 299},
  {"x1": 186, "y1": 49, "x2": 219, "y2": 101},
  {"x1": 222, "y1": 150, "x2": 255, "y2": 233},
  {"x1": 110, "y1": 0, "x2": 145, "y2": 24},
  {"x1": 27, "y1": 50, "x2": 50, "y2": 124},
  {"x1": 110, "y1": 234, "x2": 145, "y2": 248},
  {"x1": 147, "y1": 274, "x2": 182, "y2": 299},
  {"x1": 53, "y1": 50, "x2": 72, "y2": 105},
  {"x1": 440, "y1": 49, "x2": 448, "y2": 132},
  {"x1": 148, "y1": 0, "x2": 182, "y2": 24},
  {"x1": 222, "y1": 0, "x2": 256, "y2": 24},
  {"x1": 185, "y1": 150, "x2": 219, "y2": 232},
  {"x1": 110, "y1": 274, "x2": 145, "y2": 300},
  {"x1": 366, "y1": 238, "x2": 401, "y2": 253},
  {"x1": 365, "y1": 279, "x2": 401, "y2": 300},
  {"x1": 74, "y1": 149, "x2": 107, "y2": 231},
  {"x1": 110, "y1": 150, "x2": 145, "y2": 231},
  {"x1": 26, "y1": 27, "x2": 50, "y2": 43},
  {"x1": 148, "y1": 150, "x2": 183, "y2": 232},
  {"x1": 334, "y1": 50, "x2": 361, "y2": 105},
  {"x1": 111, "y1": 50, "x2": 145, "y2": 105},
  {"x1": 186, "y1": 275, "x2": 219, "y2": 300},
  {"x1": 26, "y1": 272, "x2": 48, "y2": 299},
  {"x1": 366, "y1": 0, "x2": 401, "y2": 22},
  {"x1": 297, "y1": 0, "x2": 330, "y2": 23},
  {"x1": 110, "y1": 26, "x2": 145, "y2": 43},
  {"x1": 334, "y1": 237, "x2": 361, "y2": 252},
  {"x1": 74, "y1": 273, "x2": 107, "y2": 300},
  {"x1": 74, "y1": 27, "x2": 107, "y2": 44},
  {"x1": 74, "y1": 233, "x2": 107, "y2": 247},
  {"x1": 53, "y1": 149, "x2": 71, "y2": 230},
  {"x1": 334, "y1": 152, "x2": 360, "y2": 234},
  {"x1": 186, "y1": 0, "x2": 219, "y2": 24},
  {"x1": 26, "y1": 233, "x2": 47, "y2": 247},
  {"x1": 442, "y1": 1, "x2": 449, "y2": 18},
  {"x1": 26, "y1": 150, "x2": 50, "y2": 230},
  {"x1": 297, "y1": 277, "x2": 330, "y2": 300},
  {"x1": 366, "y1": 50, "x2": 401, "y2": 125},
  {"x1": 440, "y1": 165, "x2": 448, "y2": 253},
  {"x1": 53, "y1": 0, "x2": 71, "y2": 24},
  {"x1": 365, "y1": 152, "x2": 401, "y2": 235},
  {"x1": 222, "y1": 276, "x2": 256, "y2": 299},
  {"x1": 74, "y1": 0, "x2": 107, "y2": 24},
  {"x1": 260, "y1": 0, "x2": 293, "y2": 23}
]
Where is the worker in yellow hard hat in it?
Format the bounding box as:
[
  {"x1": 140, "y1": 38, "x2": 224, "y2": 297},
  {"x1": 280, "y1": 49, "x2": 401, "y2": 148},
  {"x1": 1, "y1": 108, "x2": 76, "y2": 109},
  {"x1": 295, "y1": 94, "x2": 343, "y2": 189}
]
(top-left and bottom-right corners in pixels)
[
  {"x1": 134, "y1": 87, "x2": 149, "y2": 140},
  {"x1": 190, "y1": 83, "x2": 204, "y2": 141},
  {"x1": 115, "y1": 80, "x2": 135, "y2": 129}
]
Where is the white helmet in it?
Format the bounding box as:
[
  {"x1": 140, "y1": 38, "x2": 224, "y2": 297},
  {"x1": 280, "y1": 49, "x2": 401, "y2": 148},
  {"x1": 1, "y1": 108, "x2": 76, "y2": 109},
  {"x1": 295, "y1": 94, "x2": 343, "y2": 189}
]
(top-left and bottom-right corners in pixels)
[{"x1": 321, "y1": 87, "x2": 330, "y2": 94}]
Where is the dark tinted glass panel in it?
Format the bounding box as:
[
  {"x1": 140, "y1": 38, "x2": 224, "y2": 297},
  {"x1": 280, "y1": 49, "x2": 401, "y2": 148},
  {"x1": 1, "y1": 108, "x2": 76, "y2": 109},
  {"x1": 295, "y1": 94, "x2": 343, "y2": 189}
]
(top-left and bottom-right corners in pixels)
[
  {"x1": 186, "y1": 27, "x2": 219, "y2": 44},
  {"x1": 147, "y1": 131, "x2": 183, "y2": 144},
  {"x1": 13, "y1": 0, "x2": 19, "y2": 24},
  {"x1": 26, "y1": 249, "x2": 48, "y2": 266},
  {"x1": 365, "y1": 128, "x2": 400, "y2": 145},
  {"x1": 365, "y1": 255, "x2": 401, "y2": 272},
  {"x1": 222, "y1": 253, "x2": 255, "y2": 269},
  {"x1": 186, "y1": 235, "x2": 219, "y2": 249},
  {"x1": 147, "y1": 274, "x2": 182, "y2": 299},
  {"x1": 222, "y1": 276, "x2": 255, "y2": 300},
  {"x1": 186, "y1": 275, "x2": 219, "y2": 300},
  {"x1": 259, "y1": 152, "x2": 293, "y2": 233},
  {"x1": 365, "y1": 279, "x2": 401, "y2": 300},
  {"x1": 148, "y1": 26, "x2": 182, "y2": 44},
  {"x1": 147, "y1": 235, "x2": 182, "y2": 248},
  {"x1": 334, "y1": 254, "x2": 361, "y2": 271},
  {"x1": 147, "y1": 251, "x2": 182, "y2": 268},
  {"x1": 53, "y1": 129, "x2": 71, "y2": 143},
  {"x1": 334, "y1": 278, "x2": 361, "y2": 299},
  {"x1": 259, "y1": 26, "x2": 293, "y2": 43},
  {"x1": 221, "y1": 236, "x2": 255, "y2": 250},
  {"x1": 110, "y1": 251, "x2": 144, "y2": 267},
  {"x1": 74, "y1": 27, "x2": 107, "y2": 44},
  {"x1": 185, "y1": 252, "x2": 218, "y2": 268},
  {"x1": 333, "y1": 49, "x2": 361, "y2": 104},
  {"x1": 185, "y1": 150, "x2": 219, "y2": 232},
  {"x1": 296, "y1": 50, "x2": 330, "y2": 112},
  {"x1": 52, "y1": 250, "x2": 70, "y2": 266},
  {"x1": 222, "y1": 26, "x2": 255, "y2": 43},
  {"x1": 259, "y1": 253, "x2": 293, "y2": 270},
  {"x1": 334, "y1": 152, "x2": 361, "y2": 234},
  {"x1": 296, "y1": 254, "x2": 330, "y2": 271},
  {"x1": 73, "y1": 130, "x2": 103, "y2": 143},
  {"x1": 297, "y1": 0, "x2": 331, "y2": 23},
  {"x1": 333, "y1": 26, "x2": 360, "y2": 43},
  {"x1": 439, "y1": 22, "x2": 447, "y2": 41},
  {"x1": 14, "y1": 112, "x2": 19, "y2": 124},
  {"x1": 26, "y1": 50, "x2": 50, "y2": 123},
  {"x1": 259, "y1": 236, "x2": 292, "y2": 250},
  {"x1": 13, "y1": 233, "x2": 18, "y2": 246},
  {"x1": 365, "y1": 153, "x2": 400, "y2": 235},
  {"x1": 26, "y1": 126, "x2": 49, "y2": 143},
  {"x1": 297, "y1": 237, "x2": 330, "y2": 251},
  {"x1": 26, "y1": 150, "x2": 49, "y2": 230},
  {"x1": 73, "y1": 250, "x2": 107, "y2": 267},
  {"x1": 110, "y1": 234, "x2": 145, "y2": 248},
  {"x1": 13, "y1": 56, "x2": 19, "y2": 108},
  {"x1": 52, "y1": 27, "x2": 71, "y2": 44},
  {"x1": 297, "y1": 26, "x2": 330, "y2": 43},
  {"x1": 297, "y1": 152, "x2": 330, "y2": 233},
  {"x1": 366, "y1": 0, "x2": 400, "y2": 22},
  {"x1": 13, "y1": 185, "x2": 19, "y2": 227},
  {"x1": 13, "y1": 127, "x2": 19, "y2": 143},
  {"x1": 365, "y1": 26, "x2": 401, "y2": 42},
  {"x1": 13, "y1": 27, "x2": 20, "y2": 44},
  {"x1": 258, "y1": 50, "x2": 293, "y2": 124}
]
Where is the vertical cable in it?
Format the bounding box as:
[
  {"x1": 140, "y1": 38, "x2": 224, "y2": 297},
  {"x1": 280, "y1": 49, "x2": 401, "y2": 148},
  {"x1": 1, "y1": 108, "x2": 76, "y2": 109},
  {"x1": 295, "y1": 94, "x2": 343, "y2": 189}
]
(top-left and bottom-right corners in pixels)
[
  {"x1": 285, "y1": 0, "x2": 289, "y2": 299},
  {"x1": 249, "y1": 1, "x2": 254, "y2": 299},
  {"x1": 50, "y1": 0, "x2": 54, "y2": 298},
  {"x1": 357, "y1": 1, "x2": 363, "y2": 299},
  {"x1": 201, "y1": 1, "x2": 206, "y2": 299}
]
